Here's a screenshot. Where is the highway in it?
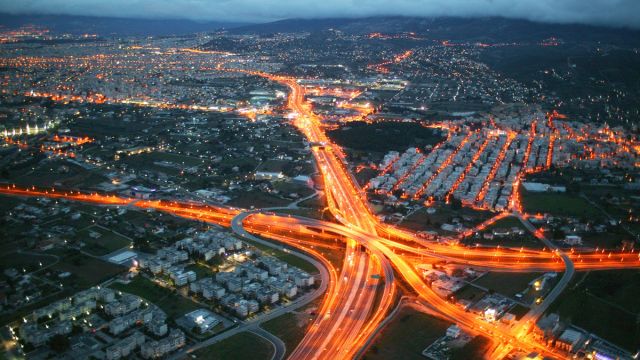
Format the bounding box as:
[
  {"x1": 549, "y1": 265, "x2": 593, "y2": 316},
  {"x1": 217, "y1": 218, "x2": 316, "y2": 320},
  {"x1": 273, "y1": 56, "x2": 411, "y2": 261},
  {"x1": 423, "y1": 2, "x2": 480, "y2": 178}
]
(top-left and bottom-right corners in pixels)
[
  {"x1": 3, "y1": 184, "x2": 640, "y2": 360},
  {"x1": 165, "y1": 210, "x2": 334, "y2": 360},
  {"x1": 513, "y1": 212, "x2": 575, "y2": 327},
  {"x1": 241, "y1": 212, "x2": 396, "y2": 360},
  {"x1": 2, "y1": 65, "x2": 640, "y2": 360}
]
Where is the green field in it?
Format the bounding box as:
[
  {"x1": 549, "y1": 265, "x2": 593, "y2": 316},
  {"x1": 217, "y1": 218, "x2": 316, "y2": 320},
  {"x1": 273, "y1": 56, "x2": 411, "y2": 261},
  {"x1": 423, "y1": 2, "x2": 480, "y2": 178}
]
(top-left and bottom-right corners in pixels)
[
  {"x1": 468, "y1": 235, "x2": 544, "y2": 249},
  {"x1": 262, "y1": 312, "x2": 309, "y2": 358},
  {"x1": 520, "y1": 190, "x2": 602, "y2": 219},
  {"x1": 186, "y1": 263, "x2": 216, "y2": 278},
  {"x1": 245, "y1": 237, "x2": 319, "y2": 274},
  {"x1": 548, "y1": 270, "x2": 640, "y2": 351},
  {"x1": 121, "y1": 151, "x2": 205, "y2": 176},
  {"x1": 365, "y1": 306, "x2": 451, "y2": 360},
  {"x1": 485, "y1": 216, "x2": 527, "y2": 231},
  {"x1": 0, "y1": 252, "x2": 57, "y2": 274},
  {"x1": 53, "y1": 250, "x2": 126, "y2": 289},
  {"x1": 452, "y1": 284, "x2": 486, "y2": 303},
  {"x1": 473, "y1": 272, "x2": 542, "y2": 298},
  {"x1": 192, "y1": 332, "x2": 274, "y2": 360},
  {"x1": 327, "y1": 121, "x2": 445, "y2": 153},
  {"x1": 228, "y1": 190, "x2": 291, "y2": 209},
  {"x1": 76, "y1": 226, "x2": 131, "y2": 256},
  {"x1": 12, "y1": 160, "x2": 108, "y2": 188},
  {"x1": 399, "y1": 205, "x2": 493, "y2": 234},
  {"x1": 450, "y1": 335, "x2": 492, "y2": 360},
  {"x1": 272, "y1": 181, "x2": 315, "y2": 198},
  {"x1": 110, "y1": 276, "x2": 201, "y2": 318}
]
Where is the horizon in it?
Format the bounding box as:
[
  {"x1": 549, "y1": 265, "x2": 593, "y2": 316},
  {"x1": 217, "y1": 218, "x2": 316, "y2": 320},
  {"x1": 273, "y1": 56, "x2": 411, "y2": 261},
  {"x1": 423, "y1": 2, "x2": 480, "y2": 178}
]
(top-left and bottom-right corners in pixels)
[{"x1": 2, "y1": 0, "x2": 640, "y2": 29}]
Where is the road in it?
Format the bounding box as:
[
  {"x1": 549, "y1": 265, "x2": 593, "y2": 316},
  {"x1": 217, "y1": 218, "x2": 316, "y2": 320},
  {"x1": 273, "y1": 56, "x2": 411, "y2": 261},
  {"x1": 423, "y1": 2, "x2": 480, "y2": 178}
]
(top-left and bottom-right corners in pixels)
[
  {"x1": 166, "y1": 210, "x2": 333, "y2": 359},
  {"x1": 514, "y1": 212, "x2": 575, "y2": 326},
  {"x1": 237, "y1": 210, "x2": 396, "y2": 360},
  {"x1": 250, "y1": 327, "x2": 287, "y2": 360},
  {"x1": 2, "y1": 67, "x2": 639, "y2": 360}
]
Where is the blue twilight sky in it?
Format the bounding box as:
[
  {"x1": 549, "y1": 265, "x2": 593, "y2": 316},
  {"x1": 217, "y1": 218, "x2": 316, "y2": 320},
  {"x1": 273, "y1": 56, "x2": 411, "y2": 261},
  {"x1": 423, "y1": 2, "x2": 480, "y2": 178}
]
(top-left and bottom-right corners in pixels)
[{"x1": 1, "y1": 0, "x2": 639, "y2": 28}]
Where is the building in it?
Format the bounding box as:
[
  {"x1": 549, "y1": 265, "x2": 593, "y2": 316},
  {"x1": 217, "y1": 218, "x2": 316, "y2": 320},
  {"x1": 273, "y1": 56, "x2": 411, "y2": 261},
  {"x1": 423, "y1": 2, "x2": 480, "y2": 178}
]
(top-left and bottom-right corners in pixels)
[
  {"x1": 564, "y1": 235, "x2": 583, "y2": 246},
  {"x1": 555, "y1": 328, "x2": 584, "y2": 353},
  {"x1": 446, "y1": 325, "x2": 461, "y2": 339},
  {"x1": 140, "y1": 329, "x2": 185, "y2": 359},
  {"x1": 184, "y1": 309, "x2": 221, "y2": 333},
  {"x1": 19, "y1": 321, "x2": 72, "y2": 347},
  {"x1": 104, "y1": 294, "x2": 142, "y2": 317},
  {"x1": 108, "y1": 251, "x2": 137, "y2": 266},
  {"x1": 105, "y1": 331, "x2": 145, "y2": 360}
]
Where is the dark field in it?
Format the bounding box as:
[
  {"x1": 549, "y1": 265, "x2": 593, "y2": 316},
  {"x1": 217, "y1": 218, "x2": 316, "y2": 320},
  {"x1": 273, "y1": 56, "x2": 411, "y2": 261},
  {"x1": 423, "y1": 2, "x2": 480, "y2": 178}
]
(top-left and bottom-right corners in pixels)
[{"x1": 327, "y1": 121, "x2": 444, "y2": 153}]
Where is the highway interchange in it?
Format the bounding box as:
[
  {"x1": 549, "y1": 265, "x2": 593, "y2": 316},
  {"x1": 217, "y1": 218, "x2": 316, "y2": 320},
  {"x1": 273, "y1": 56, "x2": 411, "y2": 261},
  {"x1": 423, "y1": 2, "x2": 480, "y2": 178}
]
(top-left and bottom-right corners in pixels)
[{"x1": 1, "y1": 64, "x2": 640, "y2": 359}]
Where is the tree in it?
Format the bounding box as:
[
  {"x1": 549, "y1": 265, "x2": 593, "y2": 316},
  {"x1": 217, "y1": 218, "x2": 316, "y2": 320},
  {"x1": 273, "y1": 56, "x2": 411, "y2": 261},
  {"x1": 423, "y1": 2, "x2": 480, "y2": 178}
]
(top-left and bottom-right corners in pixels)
[
  {"x1": 49, "y1": 334, "x2": 70, "y2": 353},
  {"x1": 209, "y1": 254, "x2": 223, "y2": 267},
  {"x1": 450, "y1": 198, "x2": 462, "y2": 210}
]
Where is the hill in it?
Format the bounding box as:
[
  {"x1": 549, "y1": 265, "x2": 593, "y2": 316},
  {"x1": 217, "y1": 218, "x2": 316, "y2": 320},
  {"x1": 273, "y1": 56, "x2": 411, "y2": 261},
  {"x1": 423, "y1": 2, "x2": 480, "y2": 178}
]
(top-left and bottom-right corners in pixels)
[
  {"x1": 0, "y1": 13, "x2": 247, "y2": 36},
  {"x1": 231, "y1": 16, "x2": 640, "y2": 45}
]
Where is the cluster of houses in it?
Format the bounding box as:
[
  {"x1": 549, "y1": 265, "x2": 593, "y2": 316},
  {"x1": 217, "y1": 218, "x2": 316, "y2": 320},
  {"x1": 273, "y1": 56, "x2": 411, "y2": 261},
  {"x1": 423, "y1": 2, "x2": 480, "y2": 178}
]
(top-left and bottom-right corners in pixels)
[
  {"x1": 14, "y1": 286, "x2": 184, "y2": 359},
  {"x1": 534, "y1": 313, "x2": 635, "y2": 359},
  {"x1": 138, "y1": 229, "x2": 315, "y2": 318},
  {"x1": 367, "y1": 111, "x2": 639, "y2": 212}
]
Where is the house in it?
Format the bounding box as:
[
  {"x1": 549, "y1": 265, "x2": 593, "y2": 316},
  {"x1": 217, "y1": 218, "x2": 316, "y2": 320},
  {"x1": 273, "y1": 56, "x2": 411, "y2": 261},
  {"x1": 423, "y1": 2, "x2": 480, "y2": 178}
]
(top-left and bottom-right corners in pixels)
[
  {"x1": 104, "y1": 294, "x2": 142, "y2": 316},
  {"x1": 184, "y1": 309, "x2": 221, "y2": 333},
  {"x1": 105, "y1": 331, "x2": 146, "y2": 360},
  {"x1": 564, "y1": 235, "x2": 582, "y2": 246},
  {"x1": 555, "y1": 328, "x2": 584, "y2": 353},
  {"x1": 254, "y1": 171, "x2": 284, "y2": 180},
  {"x1": 446, "y1": 325, "x2": 461, "y2": 339},
  {"x1": 140, "y1": 329, "x2": 185, "y2": 359}
]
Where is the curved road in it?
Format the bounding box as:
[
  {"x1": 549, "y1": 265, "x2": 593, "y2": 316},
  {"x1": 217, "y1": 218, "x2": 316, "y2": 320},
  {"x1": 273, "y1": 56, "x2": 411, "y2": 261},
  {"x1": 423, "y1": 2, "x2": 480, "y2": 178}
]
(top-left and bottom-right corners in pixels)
[
  {"x1": 250, "y1": 327, "x2": 287, "y2": 360},
  {"x1": 168, "y1": 211, "x2": 331, "y2": 360}
]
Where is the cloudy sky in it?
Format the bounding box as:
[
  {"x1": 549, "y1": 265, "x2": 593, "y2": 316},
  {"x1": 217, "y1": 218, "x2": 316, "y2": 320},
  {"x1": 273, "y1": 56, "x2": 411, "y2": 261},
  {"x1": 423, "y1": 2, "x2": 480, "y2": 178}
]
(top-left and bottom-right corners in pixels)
[{"x1": 2, "y1": 0, "x2": 639, "y2": 28}]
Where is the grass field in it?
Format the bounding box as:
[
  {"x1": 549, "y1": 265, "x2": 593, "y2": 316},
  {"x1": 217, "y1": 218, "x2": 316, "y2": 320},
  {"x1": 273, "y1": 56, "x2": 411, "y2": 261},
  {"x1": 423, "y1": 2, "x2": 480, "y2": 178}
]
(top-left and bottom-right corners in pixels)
[
  {"x1": 0, "y1": 252, "x2": 57, "y2": 273},
  {"x1": 245, "y1": 237, "x2": 319, "y2": 274},
  {"x1": 272, "y1": 181, "x2": 314, "y2": 198},
  {"x1": 120, "y1": 151, "x2": 206, "y2": 177},
  {"x1": 186, "y1": 263, "x2": 216, "y2": 278},
  {"x1": 76, "y1": 225, "x2": 131, "y2": 256},
  {"x1": 365, "y1": 306, "x2": 451, "y2": 360},
  {"x1": 450, "y1": 335, "x2": 492, "y2": 360},
  {"x1": 473, "y1": 272, "x2": 541, "y2": 298},
  {"x1": 327, "y1": 121, "x2": 444, "y2": 153},
  {"x1": 276, "y1": 207, "x2": 327, "y2": 221},
  {"x1": 548, "y1": 270, "x2": 640, "y2": 351},
  {"x1": 192, "y1": 332, "x2": 274, "y2": 360},
  {"x1": 485, "y1": 216, "x2": 527, "y2": 231},
  {"x1": 227, "y1": 190, "x2": 291, "y2": 209},
  {"x1": 314, "y1": 247, "x2": 346, "y2": 272},
  {"x1": 452, "y1": 284, "x2": 486, "y2": 303},
  {"x1": 520, "y1": 190, "x2": 602, "y2": 219},
  {"x1": 53, "y1": 250, "x2": 125, "y2": 289},
  {"x1": 464, "y1": 231, "x2": 543, "y2": 249},
  {"x1": 110, "y1": 276, "x2": 201, "y2": 318},
  {"x1": 399, "y1": 205, "x2": 493, "y2": 234},
  {"x1": 262, "y1": 312, "x2": 309, "y2": 358}
]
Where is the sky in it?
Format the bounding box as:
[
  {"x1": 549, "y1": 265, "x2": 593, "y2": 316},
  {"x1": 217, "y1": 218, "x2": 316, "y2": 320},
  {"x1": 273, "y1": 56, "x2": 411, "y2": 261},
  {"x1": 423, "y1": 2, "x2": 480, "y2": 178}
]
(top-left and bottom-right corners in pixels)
[{"x1": 2, "y1": 0, "x2": 640, "y2": 28}]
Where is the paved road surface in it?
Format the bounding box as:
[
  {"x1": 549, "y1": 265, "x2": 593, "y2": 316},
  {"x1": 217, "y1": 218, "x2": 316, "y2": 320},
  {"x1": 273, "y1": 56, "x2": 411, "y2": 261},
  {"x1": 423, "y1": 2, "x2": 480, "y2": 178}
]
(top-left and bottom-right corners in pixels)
[{"x1": 168, "y1": 210, "x2": 330, "y2": 359}]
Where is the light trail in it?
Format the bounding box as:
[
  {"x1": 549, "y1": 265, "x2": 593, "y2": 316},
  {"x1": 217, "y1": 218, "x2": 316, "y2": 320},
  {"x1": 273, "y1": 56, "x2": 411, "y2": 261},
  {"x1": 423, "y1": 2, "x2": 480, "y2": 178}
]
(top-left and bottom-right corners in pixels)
[
  {"x1": 414, "y1": 131, "x2": 472, "y2": 199},
  {"x1": 445, "y1": 134, "x2": 492, "y2": 203},
  {"x1": 475, "y1": 132, "x2": 516, "y2": 205},
  {"x1": 5, "y1": 51, "x2": 640, "y2": 359},
  {"x1": 3, "y1": 185, "x2": 640, "y2": 358}
]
